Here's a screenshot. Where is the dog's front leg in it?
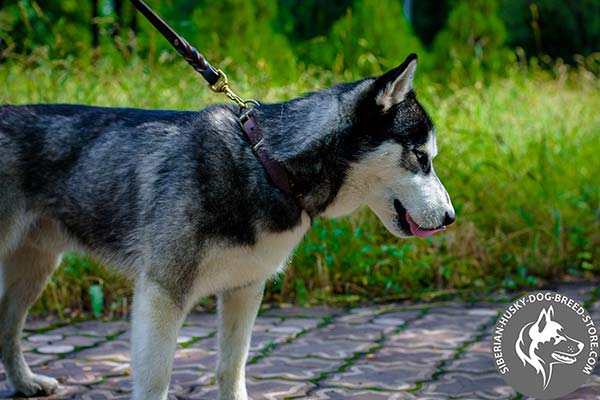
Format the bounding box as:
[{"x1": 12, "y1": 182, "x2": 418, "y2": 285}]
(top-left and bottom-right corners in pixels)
[
  {"x1": 131, "y1": 278, "x2": 187, "y2": 400},
  {"x1": 217, "y1": 281, "x2": 265, "y2": 400}
]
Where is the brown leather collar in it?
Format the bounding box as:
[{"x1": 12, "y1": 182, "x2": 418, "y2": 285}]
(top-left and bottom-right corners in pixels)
[{"x1": 240, "y1": 110, "x2": 303, "y2": 209}]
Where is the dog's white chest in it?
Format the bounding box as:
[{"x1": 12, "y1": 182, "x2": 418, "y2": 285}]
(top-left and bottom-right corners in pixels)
[{"x1": 191, "y1": 212, "x2": 311, "y2": 298}]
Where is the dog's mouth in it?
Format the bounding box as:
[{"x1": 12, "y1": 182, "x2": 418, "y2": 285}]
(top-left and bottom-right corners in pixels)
[
  {"x1": 552, "y1": 351, "x2": 578, "y2": 364},
  {"x1": 393, "y1": 199, "x2": 446, "y2": 238}
]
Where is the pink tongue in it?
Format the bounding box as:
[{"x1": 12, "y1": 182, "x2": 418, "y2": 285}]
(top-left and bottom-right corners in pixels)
[{"x1": 406, "y1": 212, "x2": 446, "y2": 238}]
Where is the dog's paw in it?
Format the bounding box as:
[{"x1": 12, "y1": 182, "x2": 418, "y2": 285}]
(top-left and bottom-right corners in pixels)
[{"x1": 12, "y1": 373, "x2": 59, "y2": 397}]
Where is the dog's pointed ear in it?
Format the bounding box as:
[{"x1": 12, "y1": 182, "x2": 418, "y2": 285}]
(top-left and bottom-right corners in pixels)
[
  {"x1": 373, "y1": 53, "x2": 418, "y2": 112},
  {"x1": 535, "y1": 307, "x2": 551, "y2": 333}
]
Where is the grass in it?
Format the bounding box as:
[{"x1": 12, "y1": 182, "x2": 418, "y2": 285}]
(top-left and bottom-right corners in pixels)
[{"x1": 1, "y1": 55, "x2": 598, "y2": 317}]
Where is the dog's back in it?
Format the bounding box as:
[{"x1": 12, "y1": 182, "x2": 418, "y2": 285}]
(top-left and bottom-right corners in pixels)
[
  {"x1": 0, "y1": 105, "x2": 192, "y2": 260},
  {"x1": 0, "y1": 104, "x2": 300, "y2": 269}
]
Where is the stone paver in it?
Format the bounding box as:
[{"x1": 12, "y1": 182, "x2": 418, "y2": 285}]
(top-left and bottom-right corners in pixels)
[
  {"x1": 0, "y1": 281, "x2": 599, "y2": 399},
  {"x1": 420, "y1": 372, "x2": 516, "y2": 399}
]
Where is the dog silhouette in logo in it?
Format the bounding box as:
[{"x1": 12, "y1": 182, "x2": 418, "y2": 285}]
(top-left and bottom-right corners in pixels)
[{"x1": 515, "y1": 306, "x2": 584, "y2": 389}]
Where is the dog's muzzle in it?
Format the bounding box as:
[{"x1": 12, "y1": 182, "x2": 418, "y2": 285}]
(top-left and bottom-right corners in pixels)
[{"x1": 393, "y1": 199, "x2": 451, "y2": 238}]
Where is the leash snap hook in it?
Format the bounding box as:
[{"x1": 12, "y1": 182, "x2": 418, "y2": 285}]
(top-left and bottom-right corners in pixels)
[
  {"x1": 209, "y1": 69, "x2": 229, "y2": 93},
  {"x1": 210, "y1": 69, "x2": 259, "y2": 111}
]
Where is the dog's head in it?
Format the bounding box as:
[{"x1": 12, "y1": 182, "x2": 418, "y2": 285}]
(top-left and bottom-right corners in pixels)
[
  {"x1": 515, "y1": 306, "x2": 584, "y2": 388},
  {"x1": 322, "y1": 54, "x2": 455, "y2": 238}
]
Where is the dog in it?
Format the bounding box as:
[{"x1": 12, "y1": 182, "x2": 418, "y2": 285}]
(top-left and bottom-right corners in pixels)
[
  {"x1": 515, "y1": 306, "x2": 584, "y2": 389},
  {"x1": 0, "y1": 53, "x2": 454, "y2": 400}
]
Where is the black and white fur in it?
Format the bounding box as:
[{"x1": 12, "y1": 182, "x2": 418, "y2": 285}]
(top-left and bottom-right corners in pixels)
[{"x1": 0, "y1": 54, "x2": 454, "y2": 399}]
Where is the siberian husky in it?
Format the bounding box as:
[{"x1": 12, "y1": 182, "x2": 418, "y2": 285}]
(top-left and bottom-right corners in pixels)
[{"x1": 0, "y1": 53, "x2": 454, "y2": 399}]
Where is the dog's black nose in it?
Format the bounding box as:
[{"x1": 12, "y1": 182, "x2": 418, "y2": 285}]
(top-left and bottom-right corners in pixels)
[{"x1": 443, "y1": 212, "x2": 456, "y2": 226}]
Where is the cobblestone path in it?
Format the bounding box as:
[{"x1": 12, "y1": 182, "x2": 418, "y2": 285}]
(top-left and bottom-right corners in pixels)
[{"x1": 1, "y1": 282, "x2": 599, "y2": 399}]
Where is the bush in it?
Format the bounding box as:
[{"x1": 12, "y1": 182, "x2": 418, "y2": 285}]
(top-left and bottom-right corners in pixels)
[
  {"x1": 190, "y1": 0, "x2": 297, "y2": 84},
  {"x1": 411, "y1": 0, "x2": 451, "y2": 48},
  {"x1": 303, "y1": 0, "x2": 425, "y2": 78},
  {"x1": 500, "y1": 0, "x2": 600, "y2": 62},
  {"x1": 277, "y1": 0, "x2": 352, "y2": 42},
  {"x1": 0, "y1": 0, "x2": 91, "y2": 57},
  {"x1": 431, "y1": 0, "x2": 514, "y2": 83}
]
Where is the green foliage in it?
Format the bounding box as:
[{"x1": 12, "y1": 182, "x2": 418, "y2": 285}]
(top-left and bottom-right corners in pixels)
[
  {"x1": 190, "y1": 0, "x2": 297, "y2": 83},
  {"x1": 431, "y1": 0, "x2": 514, "y2": 82},
  {"x1": 500, "y1": 0, "x2": 600, "y2": 62},
  {"x1": 277, "y1": 0, "x2": 351, "y2": 42},
  {"x1": 0, "y1": 0, "x2": 92, "y2": 57},
  {"x1": 305, "y1": 0, "x2": 425, "y2": 77},
  {"x1": 30, "y1": 251, "x2": 130, "y2": 318},
  {"x1": 411, "y1": 0, "x2": 451, "y2": 48}
]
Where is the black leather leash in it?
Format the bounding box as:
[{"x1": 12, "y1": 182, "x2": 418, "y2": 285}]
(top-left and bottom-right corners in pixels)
[
  {"x1": 129, "y1": 0, "x2": 220, "y2": 86},
  {"x1": 129, "y1": 0, "x2": 302, "y2": 207}
]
